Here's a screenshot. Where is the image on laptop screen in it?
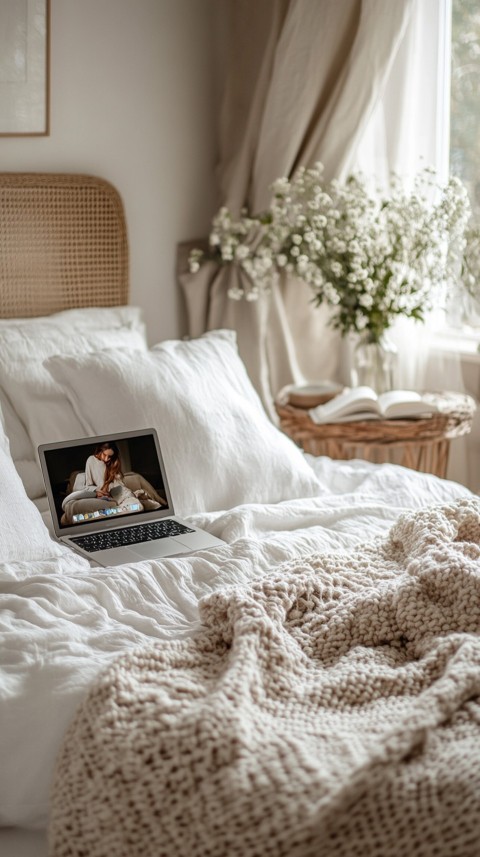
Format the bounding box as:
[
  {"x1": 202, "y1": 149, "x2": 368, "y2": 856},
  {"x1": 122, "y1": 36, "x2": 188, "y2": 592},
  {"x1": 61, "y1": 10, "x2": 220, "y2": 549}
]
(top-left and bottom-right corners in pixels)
[{"x1": 42, "y1": 433, "x2": 169, "y2": 530}]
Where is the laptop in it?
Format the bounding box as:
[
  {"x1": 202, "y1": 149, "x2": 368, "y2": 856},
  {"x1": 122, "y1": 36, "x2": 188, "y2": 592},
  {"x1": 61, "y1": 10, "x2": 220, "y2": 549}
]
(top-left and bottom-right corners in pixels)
[{"x1": 38, "y1": 428, "x2": 225, "y2": 566}]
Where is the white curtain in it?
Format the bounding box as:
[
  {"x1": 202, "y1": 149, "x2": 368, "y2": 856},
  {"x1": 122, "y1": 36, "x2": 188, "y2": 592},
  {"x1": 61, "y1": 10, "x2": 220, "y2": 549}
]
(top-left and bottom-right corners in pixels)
[{"x1": 355, "y1": 0, "x2": 450, "y2": 184}]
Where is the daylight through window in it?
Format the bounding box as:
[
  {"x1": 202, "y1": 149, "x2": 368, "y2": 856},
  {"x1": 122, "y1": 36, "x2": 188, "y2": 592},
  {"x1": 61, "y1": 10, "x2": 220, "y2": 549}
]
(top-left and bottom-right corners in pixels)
[{"x1": 450, "y1": 0, "x2": 480, "y2": 217}]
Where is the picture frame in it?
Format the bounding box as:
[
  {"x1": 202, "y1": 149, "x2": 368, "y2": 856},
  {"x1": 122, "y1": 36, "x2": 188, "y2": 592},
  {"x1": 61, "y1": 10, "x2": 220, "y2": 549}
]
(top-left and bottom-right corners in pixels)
[{"x1": 0, "y1": 0, "x2": 50, "y2": 136}]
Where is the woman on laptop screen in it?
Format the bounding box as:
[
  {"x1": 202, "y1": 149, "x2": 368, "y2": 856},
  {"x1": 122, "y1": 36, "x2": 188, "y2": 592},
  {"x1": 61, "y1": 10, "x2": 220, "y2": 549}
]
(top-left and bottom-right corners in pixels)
[
  {"x1": 87, "y1": 442, "x2": 131, "y2": 499},
  {"x1": 87, "y1": 441, "x2": 162, "y2": 511},
  {"x1": 61, "y1": 441, "x2": 163, "y2": 525}
]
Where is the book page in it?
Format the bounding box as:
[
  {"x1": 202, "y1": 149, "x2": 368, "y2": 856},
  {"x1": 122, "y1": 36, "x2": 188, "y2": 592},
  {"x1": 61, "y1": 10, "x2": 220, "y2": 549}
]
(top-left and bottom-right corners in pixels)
[
  {"x1": 378, "y1": 390, "x2": 438, "y2": 419},
  {"x1": 309, "y1": 387, "x2": 440, "y2": 423},
  {"x1": 309, "y1": 386, "x2": 380, "y2": 423}
]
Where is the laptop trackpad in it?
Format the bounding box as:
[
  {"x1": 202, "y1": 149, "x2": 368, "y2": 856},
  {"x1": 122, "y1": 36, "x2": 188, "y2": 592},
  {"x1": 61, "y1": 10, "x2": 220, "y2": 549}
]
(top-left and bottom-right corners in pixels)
[
  {"x1": 130, "y1": 530, "x2": 221, "y2": 559},
  {"x1": 129, "y1": 539, "x2": 189, "y2": 559},
  {"x1": 175, "y1": 530, "x2": 224, "y2": 550},
  {"x1": 85, "y1": 540, "x2": 187, "y2": 565}
]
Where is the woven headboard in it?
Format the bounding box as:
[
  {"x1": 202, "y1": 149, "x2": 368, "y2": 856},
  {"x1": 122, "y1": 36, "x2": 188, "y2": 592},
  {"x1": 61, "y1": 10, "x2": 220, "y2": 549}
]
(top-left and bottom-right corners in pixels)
[{"x1": 0, "y1": 173, "x2": 129, "y2": 318}]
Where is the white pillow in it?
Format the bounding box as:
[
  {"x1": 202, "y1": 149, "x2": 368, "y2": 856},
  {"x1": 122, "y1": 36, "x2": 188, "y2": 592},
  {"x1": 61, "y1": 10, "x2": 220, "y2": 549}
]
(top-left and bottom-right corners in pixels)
[
  {"x1": 0, "y1": 389, "x2": 35, "y2": 461},
  {"x1": 0, "y1": 392, "x2": 47, "y2": 498},
  {"x1": 0, "y1": 307, "x2": 147, "y2": 463},
  {"x1": 0, "y1": 305, "x2": 144, "y2": 331},
  {"x1": 13, "y1": 460, "x2": 47, "y2": 501},
  {"x1": 0, "y1": 306, "x2": 147, "y2": 494},
  {"x1": 0, "y1": 418, "x2": 63, "y2": 563},
  {"x1": 45, "y1": 330, "x2": 321, "y2": 515}
]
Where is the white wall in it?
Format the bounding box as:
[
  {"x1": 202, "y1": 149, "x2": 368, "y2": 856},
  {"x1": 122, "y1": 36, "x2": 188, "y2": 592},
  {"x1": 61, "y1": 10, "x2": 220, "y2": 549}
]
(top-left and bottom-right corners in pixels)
[{"x1": 0, "y1": 0, "x2": 219, "y2": 344}]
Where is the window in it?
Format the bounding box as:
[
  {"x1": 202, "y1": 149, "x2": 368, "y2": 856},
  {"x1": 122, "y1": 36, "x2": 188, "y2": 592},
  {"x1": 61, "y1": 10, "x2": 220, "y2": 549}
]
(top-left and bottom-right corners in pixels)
[
  {"x1": 450, "y1": 0, "x2": 480, "y2": 217},
  {"x1": 449, "y1": 0, "x2": 480, "y2": 330}
]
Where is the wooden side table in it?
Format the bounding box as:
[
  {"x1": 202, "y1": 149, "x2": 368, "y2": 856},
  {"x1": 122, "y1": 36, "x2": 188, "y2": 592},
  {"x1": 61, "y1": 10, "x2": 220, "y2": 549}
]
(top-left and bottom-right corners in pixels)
[{"x1": 275, "y1": 391, "x2": 477, "y2": 478}]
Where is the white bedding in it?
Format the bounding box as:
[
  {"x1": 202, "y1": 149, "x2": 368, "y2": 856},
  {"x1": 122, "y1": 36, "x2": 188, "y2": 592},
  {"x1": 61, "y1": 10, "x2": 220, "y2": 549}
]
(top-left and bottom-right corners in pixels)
[
  {"x1": 0, "y1": 309, "x2": 476, "y2": 855},
  {"x1": 0, "y1": 454, "x2": 472, "y2": 837}
]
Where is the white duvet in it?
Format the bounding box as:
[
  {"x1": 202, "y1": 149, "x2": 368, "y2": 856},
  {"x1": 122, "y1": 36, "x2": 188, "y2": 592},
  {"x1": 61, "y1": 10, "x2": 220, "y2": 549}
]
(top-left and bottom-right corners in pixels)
[{"x1": 0, "y1": 455, "x2": 473, "y2": 833}]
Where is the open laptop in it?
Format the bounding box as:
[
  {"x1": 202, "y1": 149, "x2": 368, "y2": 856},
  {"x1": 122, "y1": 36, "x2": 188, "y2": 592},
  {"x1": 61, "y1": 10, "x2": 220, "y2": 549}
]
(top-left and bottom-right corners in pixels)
[{"x1": 38, "y1": 428, "x2": 225, "y2": 566}]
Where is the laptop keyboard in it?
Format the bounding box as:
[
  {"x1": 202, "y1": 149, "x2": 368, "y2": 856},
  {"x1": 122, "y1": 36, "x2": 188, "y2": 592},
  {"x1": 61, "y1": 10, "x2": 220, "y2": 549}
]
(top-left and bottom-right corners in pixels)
[{"x1": 71, "y1": 519, "x2": 195, "y2": 553}]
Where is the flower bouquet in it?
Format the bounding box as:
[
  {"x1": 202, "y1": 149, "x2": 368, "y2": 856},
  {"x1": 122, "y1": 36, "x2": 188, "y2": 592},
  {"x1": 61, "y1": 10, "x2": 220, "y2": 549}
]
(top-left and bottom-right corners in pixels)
[
  {"x1": 191, "y1": 163, "x2": 470, "y2": 339},
  {"x1": 189, "y1": 163, "x2": 471, "y2": 390}
]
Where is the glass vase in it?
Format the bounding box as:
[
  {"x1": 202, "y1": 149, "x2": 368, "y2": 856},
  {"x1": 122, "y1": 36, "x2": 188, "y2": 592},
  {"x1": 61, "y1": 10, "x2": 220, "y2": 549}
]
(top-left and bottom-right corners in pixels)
[{"x1": 351, "y1": 332, "x2": 398, "y2": 394}]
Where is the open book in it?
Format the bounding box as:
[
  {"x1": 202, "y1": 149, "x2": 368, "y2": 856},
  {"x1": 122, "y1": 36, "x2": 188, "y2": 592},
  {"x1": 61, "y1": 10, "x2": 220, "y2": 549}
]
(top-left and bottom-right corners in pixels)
[{"x1": 309, "y1": 387, "x2": 439, "y2": 424}]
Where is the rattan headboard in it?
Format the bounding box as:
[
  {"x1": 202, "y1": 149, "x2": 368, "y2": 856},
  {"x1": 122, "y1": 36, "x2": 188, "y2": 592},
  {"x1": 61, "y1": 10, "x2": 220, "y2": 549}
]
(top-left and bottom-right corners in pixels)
[{"x1": 0, "y1": 173, "x2": 129, "y2": 318}]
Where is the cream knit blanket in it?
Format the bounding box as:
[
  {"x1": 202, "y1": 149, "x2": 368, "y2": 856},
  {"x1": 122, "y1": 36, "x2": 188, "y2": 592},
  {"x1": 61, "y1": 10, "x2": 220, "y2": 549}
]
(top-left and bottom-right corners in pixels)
[{"x1": 49, "y1": 499, "x2": 480, "y2": 857}]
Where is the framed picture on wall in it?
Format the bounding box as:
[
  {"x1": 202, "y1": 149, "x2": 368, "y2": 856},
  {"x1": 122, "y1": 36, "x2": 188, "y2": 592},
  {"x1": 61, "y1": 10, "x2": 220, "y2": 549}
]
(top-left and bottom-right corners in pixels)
[{"x1": 0, "y1": 0, "x2": 50, "y2": 136}]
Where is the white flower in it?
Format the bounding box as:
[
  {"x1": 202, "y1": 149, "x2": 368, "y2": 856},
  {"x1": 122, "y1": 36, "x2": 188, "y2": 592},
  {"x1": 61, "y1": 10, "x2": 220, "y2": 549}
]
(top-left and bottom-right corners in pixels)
[
  {"x1": 272, "y1": 177, "x2": 290, "y2": 195},
  {"x1": 356, "y1": 313, "x2": 368, "y2": 330},
  {"x1": 189, "y1": 162, "x2": 472, "y2": 338},
  {"x1": 235, "y1": 244, "x2": 250, "y2": 260},
  {"x1": 227, "y1": 286, "x2": 244, "y2": 300},
  {"x1": 359, "y1": 293, "x2": 374, "y2": 308}
]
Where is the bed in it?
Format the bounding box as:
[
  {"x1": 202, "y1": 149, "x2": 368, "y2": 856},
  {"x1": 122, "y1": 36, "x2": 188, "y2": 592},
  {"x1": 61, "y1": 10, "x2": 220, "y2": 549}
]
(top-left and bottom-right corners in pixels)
[{"x1": 0, "y1": 173, "x2": 479, "y2": 857}]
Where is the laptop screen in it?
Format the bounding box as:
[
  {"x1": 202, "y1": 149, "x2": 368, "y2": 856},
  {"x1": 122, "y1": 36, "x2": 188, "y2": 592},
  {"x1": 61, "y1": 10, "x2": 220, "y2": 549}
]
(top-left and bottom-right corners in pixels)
[{"x1": 39, "y1": 430, "x2": 173, "y2": 534}]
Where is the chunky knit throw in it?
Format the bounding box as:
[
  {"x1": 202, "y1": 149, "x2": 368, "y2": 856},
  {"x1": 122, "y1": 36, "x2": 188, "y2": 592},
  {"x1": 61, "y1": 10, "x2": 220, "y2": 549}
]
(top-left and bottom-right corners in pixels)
[{"x1": 49, "y1": 499, "x2": 480, "y2": 857}]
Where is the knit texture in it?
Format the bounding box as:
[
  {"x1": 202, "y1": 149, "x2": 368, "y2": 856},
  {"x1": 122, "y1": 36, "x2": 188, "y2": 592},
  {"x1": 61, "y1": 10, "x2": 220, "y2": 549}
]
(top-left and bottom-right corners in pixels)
[{"x1": 49, "y1": 498, "x2": 480, "y2": 857}]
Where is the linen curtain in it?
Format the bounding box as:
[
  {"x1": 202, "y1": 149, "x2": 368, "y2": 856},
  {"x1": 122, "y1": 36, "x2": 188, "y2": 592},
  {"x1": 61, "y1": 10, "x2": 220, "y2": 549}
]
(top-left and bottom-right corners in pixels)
[{"x1": 179, "y1": 0, "x2": 414, "y2": 417}]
